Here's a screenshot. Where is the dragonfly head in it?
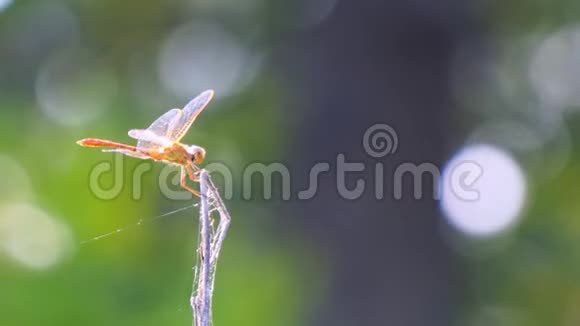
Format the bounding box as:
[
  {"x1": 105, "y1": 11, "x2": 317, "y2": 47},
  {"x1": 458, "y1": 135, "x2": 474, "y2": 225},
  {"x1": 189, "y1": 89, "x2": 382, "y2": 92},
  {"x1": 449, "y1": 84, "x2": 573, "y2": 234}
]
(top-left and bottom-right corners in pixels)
[{"x1": 186, "y1": 145, "x2": 206, "y2": 164}]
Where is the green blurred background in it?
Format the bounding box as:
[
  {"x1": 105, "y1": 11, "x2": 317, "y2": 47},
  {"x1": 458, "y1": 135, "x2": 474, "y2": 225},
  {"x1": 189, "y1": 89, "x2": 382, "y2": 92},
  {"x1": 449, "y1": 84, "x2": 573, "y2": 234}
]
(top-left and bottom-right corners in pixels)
[{"x1": 1, "y1": 1, "x2": 580, "y2": 325}]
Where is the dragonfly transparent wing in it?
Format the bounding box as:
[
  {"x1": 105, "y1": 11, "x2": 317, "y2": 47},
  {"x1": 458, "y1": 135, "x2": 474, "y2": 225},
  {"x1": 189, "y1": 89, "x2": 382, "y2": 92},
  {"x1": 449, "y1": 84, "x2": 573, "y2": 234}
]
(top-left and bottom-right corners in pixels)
[
  {"x1": 135, "y1": 108, "x2": 182, "y2": 150},
  {"x1": 102, "y1": 148, "x2": 150, "y2": 159},
  {"x1": 128, "y1": 129, "x2": 173, "y2": 147},
  {"x1": 169, "y1": 90, "x2": 214, "y2": 142}
]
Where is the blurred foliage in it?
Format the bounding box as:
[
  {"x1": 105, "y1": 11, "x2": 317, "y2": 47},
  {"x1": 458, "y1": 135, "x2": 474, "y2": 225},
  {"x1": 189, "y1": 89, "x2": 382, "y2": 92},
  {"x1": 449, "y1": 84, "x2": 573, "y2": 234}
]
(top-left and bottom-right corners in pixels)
[{"x1": 0, "y1": 1, "x2": 320, "y2": 326}]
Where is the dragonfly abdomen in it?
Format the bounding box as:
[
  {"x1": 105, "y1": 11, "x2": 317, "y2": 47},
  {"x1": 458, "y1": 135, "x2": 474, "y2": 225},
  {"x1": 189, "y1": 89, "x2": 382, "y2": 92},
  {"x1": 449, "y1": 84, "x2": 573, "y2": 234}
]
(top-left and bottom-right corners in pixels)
[{"x1": 77, "y1": 138, "x2": 138, "y2": 151}]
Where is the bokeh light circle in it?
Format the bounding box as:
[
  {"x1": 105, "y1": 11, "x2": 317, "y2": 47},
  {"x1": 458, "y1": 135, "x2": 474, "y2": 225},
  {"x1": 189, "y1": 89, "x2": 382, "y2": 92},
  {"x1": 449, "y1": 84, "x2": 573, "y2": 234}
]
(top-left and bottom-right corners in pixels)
[
  {"x1": 0, "y1": 155, "x2": 33, "y2": 201},
  {"x1": 35, "y1": 48, "x2": 118, "y2": 126},
  {"x1": 0, "y1": 0, "x2": 12, "y2": 12},
  {"x1": 530, "y1": 26, "x2": 580, "y2": 111},
  {"x1": 440, "y1": 144, "x2": 527, "y2": 238},
  {"x1": 0, "y1": 203, "x2": 73, "y2": 270},
  {"x1": 159, "y1": 21, "x2": 260, "y2": 99}
]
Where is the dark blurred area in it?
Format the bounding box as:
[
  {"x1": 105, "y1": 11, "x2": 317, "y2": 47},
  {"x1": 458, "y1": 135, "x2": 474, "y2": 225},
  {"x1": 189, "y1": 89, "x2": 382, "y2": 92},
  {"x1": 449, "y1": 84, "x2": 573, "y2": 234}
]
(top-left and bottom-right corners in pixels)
[
  {"x1": 282, "y1": 1, "x2": 472, "y2": 325},
  {"x1": 1, "y1": 1, "x2": 579, "y2": 326}
]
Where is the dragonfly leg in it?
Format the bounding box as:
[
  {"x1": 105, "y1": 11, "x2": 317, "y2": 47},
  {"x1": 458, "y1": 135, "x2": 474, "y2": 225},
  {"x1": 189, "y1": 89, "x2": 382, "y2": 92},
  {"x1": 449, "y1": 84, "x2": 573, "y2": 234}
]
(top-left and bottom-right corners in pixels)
[
  {"x1": 186, "y1": 165, "x2": 201, "y2": 182},
  {"x1": 191, "y1": 163, "x2": 201, "y2": 172},
  {"x1": 188, "y1": 165, "x2": 216, "y2": 205},
  {"x1": 186, "y1": 165, "x2": 213, "y2": 203},
  {"x1": 180, "y1": 167, "x2": 201, "y2": 197},
  {"x1": 188, "y1": 164, "x2": 201, "y2": 182}
]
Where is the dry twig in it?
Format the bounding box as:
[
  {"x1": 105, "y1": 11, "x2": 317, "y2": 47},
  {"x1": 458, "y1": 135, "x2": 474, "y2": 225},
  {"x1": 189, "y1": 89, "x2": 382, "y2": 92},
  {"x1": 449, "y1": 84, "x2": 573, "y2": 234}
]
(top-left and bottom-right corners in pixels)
[{"x1": 191, "y1": 170, "x2": 232, "y2": 326}]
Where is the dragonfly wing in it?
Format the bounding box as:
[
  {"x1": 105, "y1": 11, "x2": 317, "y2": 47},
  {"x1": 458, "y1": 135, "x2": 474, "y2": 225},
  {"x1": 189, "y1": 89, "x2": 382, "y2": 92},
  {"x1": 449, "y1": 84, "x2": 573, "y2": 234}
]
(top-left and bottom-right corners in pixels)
[
  {"x1": 102, "y1": 148, "x2": 150, "y2": 159},
  {"x1": 170, "y1": 90, "x2": 214, "y2": 142},
  {"x1": 136, "y1": 108, "x2": 182, "y2": 150},
  {"x1": 128, "y1": 129, "x2": 173, "y2": 147}
]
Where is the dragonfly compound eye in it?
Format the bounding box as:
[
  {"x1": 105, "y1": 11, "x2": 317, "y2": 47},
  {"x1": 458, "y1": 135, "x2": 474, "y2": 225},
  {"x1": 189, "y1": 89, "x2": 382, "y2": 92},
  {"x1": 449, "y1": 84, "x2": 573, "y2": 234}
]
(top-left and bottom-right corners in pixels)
[{"x1": 187, "y1": 145, "x2": 206, "y2": 164}]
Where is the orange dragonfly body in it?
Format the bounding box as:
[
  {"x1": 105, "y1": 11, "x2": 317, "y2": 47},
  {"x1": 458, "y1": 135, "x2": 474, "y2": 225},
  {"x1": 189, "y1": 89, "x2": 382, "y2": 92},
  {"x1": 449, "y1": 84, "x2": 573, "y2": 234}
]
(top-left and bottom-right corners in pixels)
[{"x1": 77, "y1": 90, "x2": 214, "y2": 196}]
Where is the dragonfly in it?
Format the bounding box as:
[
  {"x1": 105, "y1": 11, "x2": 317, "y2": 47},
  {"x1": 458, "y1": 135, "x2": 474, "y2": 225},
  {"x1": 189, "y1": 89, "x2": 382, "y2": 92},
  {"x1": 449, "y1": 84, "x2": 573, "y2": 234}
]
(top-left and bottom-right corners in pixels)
[{"x1": 77, "y1": 90, "x2": 214, "y2": 197}]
